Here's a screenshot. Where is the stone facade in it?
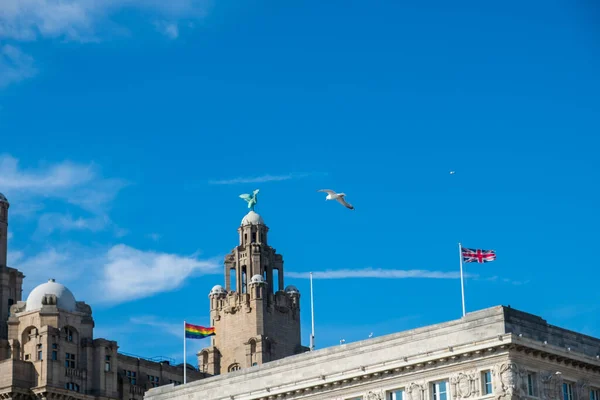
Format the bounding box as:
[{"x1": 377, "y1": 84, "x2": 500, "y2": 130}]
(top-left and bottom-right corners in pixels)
[
  {"x1": 145, "y1": 306, "x2": 600, "y2": 400},
  {"x1": 198, "y1": 211, "x2": 308, "y2": 376},
  {"x1": 0, "y1": 193, "x2": 205, "y2": 399}
]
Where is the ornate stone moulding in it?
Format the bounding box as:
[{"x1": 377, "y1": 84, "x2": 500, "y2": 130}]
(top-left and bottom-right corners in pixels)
[{"x1": 249, "y1": 341, "x2": 508, "y2": 400}]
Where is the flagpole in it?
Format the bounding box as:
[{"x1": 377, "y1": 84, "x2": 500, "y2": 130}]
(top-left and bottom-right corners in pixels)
[
  {"x1": 459, "y1": 243, "x2": 466, "y2": 317},
  {"x1": 310, "y1": 271, "x2": 315, "y2": 351},
  {"x1": 183, "y1": 320, "x2": 187, "y2": 384}
]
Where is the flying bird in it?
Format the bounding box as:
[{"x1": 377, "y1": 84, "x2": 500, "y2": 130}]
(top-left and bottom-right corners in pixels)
[
  {"x1": 449, "y1": 171, "x2": 455, "y2": 175},
  {"x1": 317, "y1": 189, "x2": 354, "y2": 210}
]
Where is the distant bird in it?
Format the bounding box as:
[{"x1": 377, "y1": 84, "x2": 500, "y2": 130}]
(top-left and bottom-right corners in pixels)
[
  {"x1": 449, "y1": 171, "x2": 455, "y2": 175},
  {"x1": 340, "y1": 339, "x2": 346, "y2": 345},
  {"x1": 368, "y1": 332, "x2": 373, "y2": 338},
  {"x1": 317, "y1": 189, "x2": 354, "y2": 210}
]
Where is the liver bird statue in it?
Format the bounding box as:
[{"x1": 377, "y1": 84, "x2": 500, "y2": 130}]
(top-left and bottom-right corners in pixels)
[{"x1": 239, "y1": 189, "x2": 260, "y2": 211}]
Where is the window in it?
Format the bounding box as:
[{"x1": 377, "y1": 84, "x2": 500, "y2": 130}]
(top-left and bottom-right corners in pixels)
[
  {"x1": 527, "y1": 372, "x2": 538, "y2": 397},
  {"x1": 125, "y1": 370, "x2": 137, "y2": 385},
  {"x1": 252, "y1": 362, "x2": 258, "y2": 366},
  {"x1": 25, "y1": 354, "x2": 30, "y2": 361},
  {"x1": 591, "y1": 389, "x2": 599, "y2": 400},
  {"x1": 65, "y1": 352, "x2": 75, "y2": 368},
  {"x1": 228, "y1": 363, "x2": 241, "y2": 372},
  {"x1": 563, "y1": 383, "x2": 574, "y2": 400},
  {"x1": 241, "y1": 266, "x2": 247, "y2": 294},
  {"x1": 65, "y1": 328, "x2": 74, "y2": 342},
  {"x1": 388, "y1": 388, "x2": 404, "y2": 400},
  {"x1": 148, "y1": 375, "x2": 160, "y2": 388},
  {"x1": 65, "y1": 382, "x2": 80, "y2": 392},
  {"x1": 105, "y1": 355, "x2": 111, "y2": 372},
  {"x1": 37, "y1": 344, "x2": 43, "y2": 361},
  {"x1": 51, "y1": 343, "x2": 57, "y2": 361},
  {"x1": 432, "y1": 381, "x2": 449, "y2": 400},
  {"x1": 482, "y1": 370, "x2": 493, "y2": 395}
]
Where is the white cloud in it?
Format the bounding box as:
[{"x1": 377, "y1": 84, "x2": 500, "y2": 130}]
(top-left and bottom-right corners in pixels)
[
  {"x1": 208, "y1": 173, "x2": 319, "y2": 185},
  {"x1": 35, "y1": 213, "x2": 111, "y2": 235},
  {"x1": 0, "y1": 0, "x2": 210, "y2": 42},
  {"x1": 129, "y1": 316, "x2": 183, "y2": 338},
  {"x1": 0, "y1": 154, "x2": 128, "y2": 234},
  {"x1": 0, "y1": 45, "x2": 36, "y2": 88},
  {"x1": 154, "y1": 21, "x2": 179, "y2": 39},
  {"x1": 10, "y1": 243, "x2": 221, "y2": 304},
  {"x1": 97, "y1": 244, "x2": 220, "y2": 304},
  {"x1": 287, "y1": 268, "x2": 474, "y2": 280}
]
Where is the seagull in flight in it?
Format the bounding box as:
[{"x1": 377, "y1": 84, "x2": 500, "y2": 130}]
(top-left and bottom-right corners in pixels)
[
  {"x1": 449, "y1": 171, "x2": 455, "y2": 175},
  {"x1": 317, "y1": 189, "x2": 355, "y2": 210}
]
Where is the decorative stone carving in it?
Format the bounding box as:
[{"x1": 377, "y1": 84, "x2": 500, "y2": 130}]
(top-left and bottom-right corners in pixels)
[
  {"x1": 540, "y1": 371, "x2": 563, "y2": 400},
  {"x1": 405, "y1": 382, "x2": 425, "y2": 400},
  {"x1": 365, "y1": 389, "x2": 385, "y2": 400},
  {"x1": 451, "y1": 370, "x2": 477, "y2": 398},
  {"x1": 576, "y1": 379, "x2": 590, "y2": 400},
  {"x1": 494, "y1": 362, "x2": 526, "y2": 399}
]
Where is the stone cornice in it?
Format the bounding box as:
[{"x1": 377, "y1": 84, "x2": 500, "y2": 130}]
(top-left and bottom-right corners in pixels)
[
  {"x1": 510, "y1": 334, "x2": 600, "y2": 372},
  {"x1": 216, "y1": 334, "x2": 600, "y2": 400}
]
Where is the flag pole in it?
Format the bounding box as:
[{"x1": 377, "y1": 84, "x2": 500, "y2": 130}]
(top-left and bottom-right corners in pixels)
[
  {"x1": 459, "y1": 243, "x2": 466, "y2": 317},
  {"x1": 310, "y1": 272, "x2": 316, "y2": 350},
  {"x1": 183, "y1": 320, "x2": 187, "y2": 384}
]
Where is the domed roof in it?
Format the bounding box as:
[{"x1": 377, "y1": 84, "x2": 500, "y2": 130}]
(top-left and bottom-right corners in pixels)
[
  {"x1": 210, "y1": 285, "x2": 227, "y2": 296},
  {"x1": 0, "y1": 193, "x2": 7, "y2": 203},
  {"x1": 250, "y1": 274, "x2": 265, "y2": 284},
  {"x1": 241, "y1": 211, "x2": 264, "y2": 226},
  {"x1": 285, "y1": 285, "x2": 300, "y2": 295},
  {"x1": 25, "y1": 279, "x2": 77, "y2": 312}
]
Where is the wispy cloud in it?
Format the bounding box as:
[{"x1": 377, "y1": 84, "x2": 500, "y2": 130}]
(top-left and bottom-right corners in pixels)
[
  {"x1": 10, "y1": 243, "x2": 221, "y2": 304},
  {"x1": 129, "y1": 316, "x2": 182, "y2": 337},
  {"x1": 0, "y1": 154, "x2": 128, "y2": 235},
  {"x1": 0, "y1": 0, "x2": 211, "y2": 42},
  {"x1": 0, "y1": 45, "x2": 36, "y2": 88},
  {"x1": 287, "y1": 268, "x2": 473, "y2": 280},
  {"x1": 97, "y1": 244, "x2": 221, "y2": 304},
  {"x1": 208, "y1": 172, "x2": 318, "y2": 185},
  {"x1": 154, "y1": 21, "x2": 179, "y2": 39}
]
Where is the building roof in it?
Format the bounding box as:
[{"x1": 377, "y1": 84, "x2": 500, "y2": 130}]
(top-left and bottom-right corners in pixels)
[
  {"x1": 0, "y1": 192, "x2": 7, "y2": 203},
  {"x1": 144, "y1": 305, "x2": 600, "y2": 400},
  {"x1": 241, "y1": 210, "x2": 264, "y2": 226},
  {"x1": 25, "y1": 278, "x2": 77, "y2": 312}
]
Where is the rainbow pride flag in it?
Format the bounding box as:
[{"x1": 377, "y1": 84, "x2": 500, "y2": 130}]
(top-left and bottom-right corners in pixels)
[{"x1": 184, "y1": 322, "x2": 215, "y2": 339}]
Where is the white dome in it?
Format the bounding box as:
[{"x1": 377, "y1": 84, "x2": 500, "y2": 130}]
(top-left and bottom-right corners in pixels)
[
  {"x1": 285, "y1": 285, "x2": 300, "y2": 295},
  {"x1": 25, "y1": 279, "x2": 77, "y2": 312},
  {"x1": 210, "y1": 285, "x2": 226, "y2": 296},
  {"x1": 0, "y1": 193, "x2": 7, "y2": 203},
  {"x1": 250, "y1": 274, "x2": 265, "y2": 284},
  {"x1": 241, "y1": 211, "x2": 264, "y2": 226}
]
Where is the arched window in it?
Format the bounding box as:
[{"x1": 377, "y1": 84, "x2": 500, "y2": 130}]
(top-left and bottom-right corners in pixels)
[
  {"x1": 241, "y1": 266, "x2": 247, "y2": 294},
  {"x1": 273, "y1": 269, "x2": 280, "y2": 292},
  {"x1": 228, "y1": 363, "x2": 241, "y2": 372},
  {"x1": 65, "y1": 382, "x2": 80, "y2": 392},
  {"x1": 64, "y1": 327, "x2": 74, "y2": 342},
  {"x1": 230, "y1": 267, "x2": 236, "y2": 292}
]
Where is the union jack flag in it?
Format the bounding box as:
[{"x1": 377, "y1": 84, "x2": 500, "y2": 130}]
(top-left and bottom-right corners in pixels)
[{"x1": 462, "y1": 247, "x2": 496, "y2": 263}]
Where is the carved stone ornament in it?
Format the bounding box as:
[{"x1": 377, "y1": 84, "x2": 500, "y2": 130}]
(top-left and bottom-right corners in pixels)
[
  {"x1": 365, "y1": 389, "x2": 385, "y2": 400},
  {"x1": 540, "y1": 371, "x2": 563, "y2": 400},
  {"x1": 451, "y1": 371, "x2": 477, "y2": 398},
  {"x1": 405, "y1": 382, "x2": 425, "y2": 400},
  {"x1": 577, "y1": 380, "x2": 590, "y2": 400},
  {"x1": 494, "y1": 362, "x2": 526, "y2": 399}
]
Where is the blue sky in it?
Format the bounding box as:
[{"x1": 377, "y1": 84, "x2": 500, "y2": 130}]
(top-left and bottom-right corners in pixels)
[{"x1": 1, "y1": 0, "x2": 599, "y2": 364}]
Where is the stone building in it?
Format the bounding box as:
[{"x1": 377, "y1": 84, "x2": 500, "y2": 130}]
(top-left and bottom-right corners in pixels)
[
  {"x1": 146, "y1": 305, "x2": 600, "y2": 400},
  {"x1": 0, "y1": 193, "x2": 204, "y2": 399},
  {"x1": 198, "y1": 210, "x2": 309, "y2": 376}
]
